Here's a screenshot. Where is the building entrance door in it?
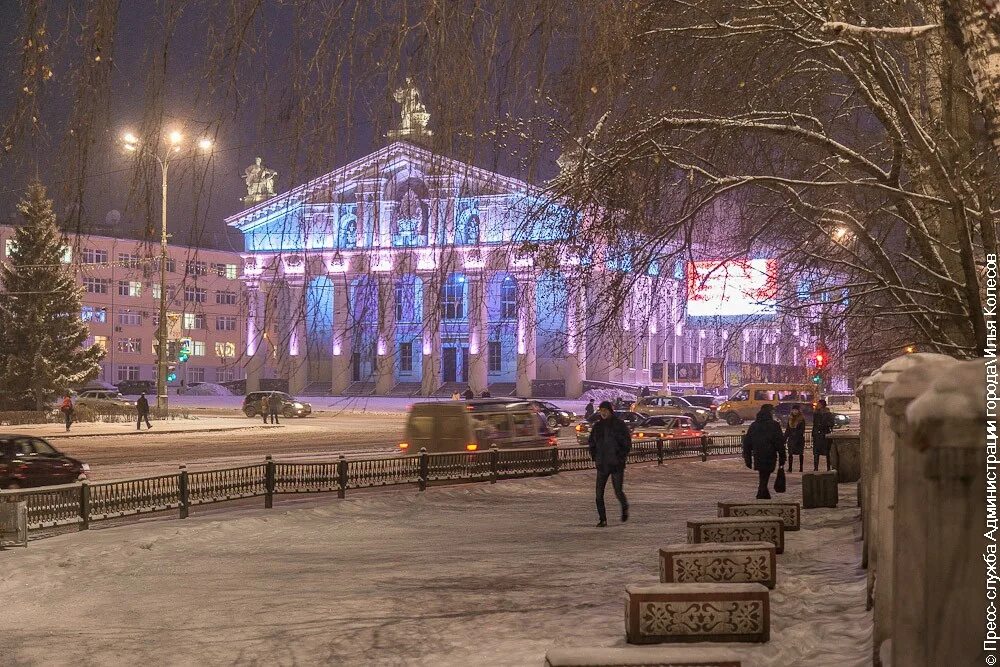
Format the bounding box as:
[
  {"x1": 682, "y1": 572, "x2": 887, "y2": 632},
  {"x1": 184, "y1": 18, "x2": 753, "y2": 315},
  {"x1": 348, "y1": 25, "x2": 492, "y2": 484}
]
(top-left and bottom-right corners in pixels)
[
  {"x1": 352, "y1": 352, "x2": 361, "y2": 382},
  {"x1": 461, "y1": 347, "x2": 469, "y2": 383},
  {"x1": 442, "y1": 347, "x2": 458, "y2": 383}
]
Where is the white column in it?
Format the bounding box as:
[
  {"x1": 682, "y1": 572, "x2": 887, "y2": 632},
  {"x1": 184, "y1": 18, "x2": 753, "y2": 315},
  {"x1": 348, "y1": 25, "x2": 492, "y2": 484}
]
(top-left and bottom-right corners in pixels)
[
  {"x1": 420, "y1": 275, "x2": 441, "y2": 395},
  {"x1": 245, "y1": 282, "x2": 265, "y2": 393},
  {"x1": 331, "y1": 278, "x2": 352, "y2": 394},
  {"x1": 468, "y1": 276, "x2": 488, "y2": 394},
  {"x1": 564, "y1": 285, "x2": 586, "y2": 398},
  {"x1": 515, "y1": 276, "x2": 537, "y2": 397},
  {"x1": 286, "y1": 282, "x2": 308, "y2": 395},
  {"x1": 375, "y1": 276, "x2": 397, "y2": 395}
]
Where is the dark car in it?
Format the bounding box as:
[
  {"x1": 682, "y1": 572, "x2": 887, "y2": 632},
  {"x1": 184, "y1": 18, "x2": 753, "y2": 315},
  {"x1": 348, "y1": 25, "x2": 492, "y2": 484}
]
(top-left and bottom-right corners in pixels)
[
  {"x1": 524, "y1": 399, "x2": 575, "y2": 428},
  {"x1": 0, "y1": 436, "x2": 89, "y2": 489},
  {"x1": 242, "y1": 391, "x2": 312, "y2": 418},
  {"x1": 772, "y1": 402, "x2": 850, "y2": 430},
  {"x1": 116, "y1": 379, "x2": 156, "y2": 396},
  {"x1": 681, "y1": 395, "x2": 720, "y2": 422},
  {"x1": 575, "y1": 410, "x2": 645, "y2": 445}
]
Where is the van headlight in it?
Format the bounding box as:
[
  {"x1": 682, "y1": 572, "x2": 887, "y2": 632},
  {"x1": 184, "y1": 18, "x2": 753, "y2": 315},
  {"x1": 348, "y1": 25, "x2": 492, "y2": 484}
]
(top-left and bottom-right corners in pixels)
[{"x1": 293, "y1": 402, "x2": 304, "y2": 409}]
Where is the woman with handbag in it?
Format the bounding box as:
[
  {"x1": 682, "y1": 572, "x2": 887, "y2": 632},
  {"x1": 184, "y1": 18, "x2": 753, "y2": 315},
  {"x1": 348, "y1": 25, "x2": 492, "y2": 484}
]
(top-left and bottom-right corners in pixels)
[
  {"x1": 785, "y1": 404, "x2": 806, "y2": 472},
  {"x1": 741, "y1": 404, "x2": 787, "y2": 500}
]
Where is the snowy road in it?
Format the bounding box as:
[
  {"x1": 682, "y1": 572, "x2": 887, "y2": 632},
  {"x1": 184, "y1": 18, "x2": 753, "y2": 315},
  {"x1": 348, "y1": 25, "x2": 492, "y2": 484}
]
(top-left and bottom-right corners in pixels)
[{"x1": 0, "y1": 457, "x2": 870, "y2": 666}]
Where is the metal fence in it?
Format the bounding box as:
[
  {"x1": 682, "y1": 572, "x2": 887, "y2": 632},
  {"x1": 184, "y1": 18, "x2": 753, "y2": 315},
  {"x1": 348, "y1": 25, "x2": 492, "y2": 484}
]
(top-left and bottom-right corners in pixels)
[{"x1": 0, "y1": 434, "x2": 751, "y2": 538}]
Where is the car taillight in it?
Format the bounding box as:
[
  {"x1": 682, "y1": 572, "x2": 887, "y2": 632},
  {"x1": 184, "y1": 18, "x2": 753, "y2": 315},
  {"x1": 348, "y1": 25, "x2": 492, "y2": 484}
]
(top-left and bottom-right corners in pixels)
[
  {"x1": 575, "y1": 424, "x2": 584, "y2": 432},
  {"x1": 547, "y1": 436, "x2": 557, "y2": 446},
  {"x1": 636, "y1": 432, "x2": 645, "y2": 438},
  {"x1": 399, "y1": 442, "x2": 409, "y2": 450},
  {"x1": 466, "y1": 444, "x2": 478, "y2": 451}
]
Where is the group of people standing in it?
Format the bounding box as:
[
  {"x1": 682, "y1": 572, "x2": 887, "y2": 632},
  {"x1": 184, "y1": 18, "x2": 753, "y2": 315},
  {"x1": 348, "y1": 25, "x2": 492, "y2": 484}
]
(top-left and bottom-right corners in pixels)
[{"x1": 742, "y1": 400, "x2": 836, "y2": 499}]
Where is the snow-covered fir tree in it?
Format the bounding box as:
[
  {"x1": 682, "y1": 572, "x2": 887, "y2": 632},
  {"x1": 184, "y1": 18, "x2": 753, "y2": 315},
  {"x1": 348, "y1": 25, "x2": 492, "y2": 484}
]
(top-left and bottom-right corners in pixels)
[{"x1": 0, "y1": 181, "x2": 103, "y2": 410}]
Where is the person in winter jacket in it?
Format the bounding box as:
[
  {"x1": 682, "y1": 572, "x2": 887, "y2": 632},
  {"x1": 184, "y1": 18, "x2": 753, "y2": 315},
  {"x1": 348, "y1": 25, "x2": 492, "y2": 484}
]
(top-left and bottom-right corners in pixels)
[
  {"x1": 742, "y1": 404, "x2": 786, "y2": 499},
  {"x1": 267, "y1": 392, "x2": 283, "y2": 424},
  {"x1": 136, "y1": 393, "x2": 152, "y2": 430},
  {"x1": 584, "y1": 399, "x2": 595, "y2": 421},
  {"x1": 784, "y1": 404, "x2": 806, "y2": 472},
  {"x1": 259, "y1": 396, "x2": 269, "y2": 424},
  {"x1": 60, "y1": 394, "x2": 74, "y2": 432},
  {"x1": 587, "y1": 401, "x2": 632, "y2": 527},
  {"x1": 812, "y1": 399, "x2": 835, "y2": 470},
  {"x1": 463, "y1": 387, "x2": 475, "y2": 400}
]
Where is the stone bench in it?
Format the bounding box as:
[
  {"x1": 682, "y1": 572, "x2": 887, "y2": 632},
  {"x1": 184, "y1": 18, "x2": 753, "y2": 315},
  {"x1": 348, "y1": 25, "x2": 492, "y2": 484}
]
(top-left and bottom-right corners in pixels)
[
  {"x1": 625, "y1": 583, "x2": 770, "y2": 644},
  {"x1": 717, "y1": 500, "x2": 801, "y2": 531},
  {"x1": 687, "y1": 516, "x2": 784, "y2": 554},
  {"x1": 802, "y1": 470, "x2": 839, "y2": 508},
  {"x1": 544, "y1": 646, "x2": 742, "y2": 666},
  {"x1": 659, "y1": 541, "x2": 777, "y2": 589}
]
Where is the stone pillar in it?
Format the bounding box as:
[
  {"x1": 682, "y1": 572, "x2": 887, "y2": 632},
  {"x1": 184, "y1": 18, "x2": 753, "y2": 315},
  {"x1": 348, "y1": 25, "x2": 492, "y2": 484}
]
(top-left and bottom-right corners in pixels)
[
  {"x1": 420, "y1": 276, "x2": 441, "y2": 396},
  {"x1": 375, "y1": 276, "x2": 397, "y2": 395},
  {"x1": 245, "y1": 282, "x2": 265, "y2": 393},
  {"x1": 883, "y1": 355, "x2": 961, "y2": 667},
  {"x1": 564, "y1": 285, "x2": 586, "y2": 398},
  {"x1": 515, "y1": 276, "x2": 537, "y2": 397},
  {"x1": 467, "y1": 276, "x2": 488, "y2": 395},
  {"x1": 331, "y1": 278, "x2": 352, "y2": 394},
  {"x1": 286, "y1": 282, "x2": 309, "y2": 395}
]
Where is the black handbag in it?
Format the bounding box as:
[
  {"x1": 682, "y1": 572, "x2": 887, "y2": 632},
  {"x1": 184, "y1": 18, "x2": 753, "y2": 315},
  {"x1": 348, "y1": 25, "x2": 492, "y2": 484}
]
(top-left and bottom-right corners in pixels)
[{"x1": 774, "y1": 467, "x2": 787, "y2": 493}]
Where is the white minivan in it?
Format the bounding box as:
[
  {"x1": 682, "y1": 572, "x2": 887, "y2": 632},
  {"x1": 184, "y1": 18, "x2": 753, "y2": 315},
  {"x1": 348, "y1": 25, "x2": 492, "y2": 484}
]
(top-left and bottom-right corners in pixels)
[{"x1": 401, "y1": 400, "x2": 556, "y2": 453}]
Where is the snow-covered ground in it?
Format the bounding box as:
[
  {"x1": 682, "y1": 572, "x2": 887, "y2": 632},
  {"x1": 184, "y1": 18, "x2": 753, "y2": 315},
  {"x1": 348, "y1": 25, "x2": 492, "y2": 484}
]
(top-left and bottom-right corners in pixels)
[{"x1": 0, "y1": 458, "x2": 869, "y2": 666}]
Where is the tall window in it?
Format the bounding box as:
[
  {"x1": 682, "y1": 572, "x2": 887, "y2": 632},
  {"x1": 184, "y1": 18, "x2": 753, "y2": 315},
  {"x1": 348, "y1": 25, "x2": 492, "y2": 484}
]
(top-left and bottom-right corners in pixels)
[
  {"x1": 399, "y1": 342, "x2": 413, "y2": 373},
  {"x1": 488, "y1": 341, "x2": 502, "y2": 373},
  {"x1": 89, "y1": 335, "x2": 108, "y2": 352},
  {"x1": 442, "y1": 274, "x2": 466, "y2": 320},
  {"x1": 182, "y1": 313, "x2": 205, "y2": 330},
  {"x1": 338, "y1": 216, "x2": 357, "y2": 248},
  {"x1": 192, "y1": 341, "x2": 206, "y2": 356},
  {"x1": 215, "y1": 291, "x2": 237, "y2": 305},
  {"x1": 500, "y1": 277, "x2": 517, "y2": 320}
]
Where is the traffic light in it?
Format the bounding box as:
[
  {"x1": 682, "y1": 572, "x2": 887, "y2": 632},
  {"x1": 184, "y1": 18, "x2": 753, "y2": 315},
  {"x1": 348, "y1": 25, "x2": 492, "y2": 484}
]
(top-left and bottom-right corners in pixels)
[
  {"x1": 814, "y1": 350, "x2": 827, "y2": 370},
  {"x1": 166, "y1": 363, "x2": 177, "y2": 383},
  {"x1": 178, "y1": 337, "x2": 192, "y2": 363},
  {"x1": 811, "y1": 372, "x2": 823, "y2": 385}
]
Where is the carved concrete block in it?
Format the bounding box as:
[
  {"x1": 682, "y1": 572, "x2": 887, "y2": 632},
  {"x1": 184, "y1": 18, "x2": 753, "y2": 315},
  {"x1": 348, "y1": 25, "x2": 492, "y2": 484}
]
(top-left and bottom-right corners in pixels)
[
  {"x1": 544, "y1": 646, "x2": 742, "y2": 666},
  {"x1": 624, "y1": 583, "x2": 770, "y2": 644},
  {"x1": 802, "y1": 471, "x2": 839, "y2": 508},
  {"x1": 687, "y1": 516, "x2": 784, "y2": 554},
  {"x1": 717, "y1": 501, "x2": 801, "y2": 531},
  {"x1": 659, "y1": 541, "x2": 776, "y2": 589}
]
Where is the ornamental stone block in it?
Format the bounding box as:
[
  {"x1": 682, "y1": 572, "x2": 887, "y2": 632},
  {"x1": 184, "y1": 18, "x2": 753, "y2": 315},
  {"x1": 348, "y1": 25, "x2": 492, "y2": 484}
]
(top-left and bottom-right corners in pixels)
[
  {"x1": 802, "y1": 471, "x2": 839, "y2": 508},
  {"x1": 624, "y1": 583, "x2": 769, "y2": 644},
  {"x1": 659, "y1": 541, "x2": 777, "y2": 589},
  {"x1": 544, "y1": 646, "x2": 742, "y2": 666},
  {"x1": 686, "y1": 516, "x2": 784, "y2": 554},
  {"x1": 717, "y1": 501, "x2": 801, "y2": 531}
]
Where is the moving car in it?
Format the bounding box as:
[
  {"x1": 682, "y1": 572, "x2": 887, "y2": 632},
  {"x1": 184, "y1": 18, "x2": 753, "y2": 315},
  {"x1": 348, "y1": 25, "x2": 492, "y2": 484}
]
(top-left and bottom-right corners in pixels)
[
  {"x1": 524, "y1": 400, "x2": 575, "y2": 428},
  {"x1": 772, "y1": 402, "x2": 851, "y2": 430},
  {"x1": 401, "y1": 400, "x2": 556, "y2": 453},
  {"x1": 116, "y1": 379, "x2": 155, "y2": 396},
  {"x1": 632, "y1": 415, "x2": 704, "y2": 442},
  {"x1": 717, "y1": 384, "x2": 818, "y2": 425},
  {"x1": 242, "y1": 392, "x2": 313, "y2": 418},
  {"x1": 575, "y1": 410, "x2": 645, "y2": 445},
  {"x1": 629, "y1": 395, "x2": 711, "y2": 428},
  {"x1": 75, "y1": 389, "x2": 135, "y2": 409},
  {"x1": 0, "y1": 435, "x2": 90, "y2": 489},
  {"x1": 680, "y1": 395, "x2": 720, "y2": 422}
]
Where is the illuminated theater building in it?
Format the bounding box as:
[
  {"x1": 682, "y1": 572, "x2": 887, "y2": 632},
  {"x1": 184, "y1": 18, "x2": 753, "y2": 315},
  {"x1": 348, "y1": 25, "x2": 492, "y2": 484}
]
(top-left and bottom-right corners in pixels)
[{"x1": 228, "y1": 88, "x2": 831, "y2": 398}]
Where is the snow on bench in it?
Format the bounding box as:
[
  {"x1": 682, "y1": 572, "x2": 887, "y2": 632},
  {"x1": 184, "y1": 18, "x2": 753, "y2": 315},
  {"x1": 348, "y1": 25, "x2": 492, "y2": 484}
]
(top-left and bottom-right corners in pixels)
[
  {"x1": 717, "y1": 500, "x2": 801, "y2": 531},
  {"x1": 659, "y1": 541, "x2": 777, "y2": 589},
  {"x1": 624, "y1": 583, "x2": 770, "y2": 644},
  {"x1": 544, "y1": 646, "x2": 742, "y2": 666},
  {"x1": 802, "y1": 470, "x2": 838, "y2": 509},
  {"x1": 687, "y1": 516, "x2": 785, "y2": 554}
]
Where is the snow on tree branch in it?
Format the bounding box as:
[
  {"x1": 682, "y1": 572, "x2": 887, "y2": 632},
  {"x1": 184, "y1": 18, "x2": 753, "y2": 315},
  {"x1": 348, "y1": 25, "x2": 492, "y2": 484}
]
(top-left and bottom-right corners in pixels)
[{"x1": 820, "y1": 22, "x2": 942, "y2": 39}]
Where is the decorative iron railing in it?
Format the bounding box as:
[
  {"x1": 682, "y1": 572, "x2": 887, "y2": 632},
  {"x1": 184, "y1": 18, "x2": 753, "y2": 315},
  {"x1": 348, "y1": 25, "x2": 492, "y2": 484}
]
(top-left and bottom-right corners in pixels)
[{"x1": 0, "y1": 435, "x2": 752, "y2": 541}]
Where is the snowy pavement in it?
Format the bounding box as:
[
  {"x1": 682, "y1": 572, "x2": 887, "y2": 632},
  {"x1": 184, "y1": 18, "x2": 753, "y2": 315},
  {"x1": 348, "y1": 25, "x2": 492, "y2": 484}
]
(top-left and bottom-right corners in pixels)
[
  {"x1": 0, "y1": 458, "x2": 870, "y2": 666},
  {"x1": 9, "y1": 416, "x2": 279, "y2": 440}
]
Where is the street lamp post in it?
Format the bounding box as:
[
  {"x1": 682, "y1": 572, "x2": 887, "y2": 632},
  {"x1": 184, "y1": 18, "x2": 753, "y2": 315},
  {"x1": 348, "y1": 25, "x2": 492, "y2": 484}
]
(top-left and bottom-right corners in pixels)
[{"x1": 122, "y1": 130, "x2": 213, "y2": 413}]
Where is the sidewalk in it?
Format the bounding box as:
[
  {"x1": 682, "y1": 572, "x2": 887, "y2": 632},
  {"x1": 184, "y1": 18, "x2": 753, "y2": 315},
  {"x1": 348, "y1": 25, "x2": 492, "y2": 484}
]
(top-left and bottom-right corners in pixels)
[{"x1": 9, "y1": 416, "x2": 281, "y2": 440}]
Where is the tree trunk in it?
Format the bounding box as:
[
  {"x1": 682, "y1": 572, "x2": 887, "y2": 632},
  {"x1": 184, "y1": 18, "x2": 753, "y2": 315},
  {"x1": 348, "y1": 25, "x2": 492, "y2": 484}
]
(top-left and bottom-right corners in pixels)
[{"x1": 947, "y1": 0, "x2": 1000, "y2": 155}]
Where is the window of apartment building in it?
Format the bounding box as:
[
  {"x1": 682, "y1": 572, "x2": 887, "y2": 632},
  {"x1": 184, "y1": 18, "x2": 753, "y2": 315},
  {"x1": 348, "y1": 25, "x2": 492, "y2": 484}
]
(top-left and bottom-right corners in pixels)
[
  {"x1": 185, "y1": 260, "x2": 208, "y2": 276},
  {"x1": 118, "y1": 280, "x2": 142, "y2": 297},
  {"x1": 116, "y1": 365, "x2": 140, "y2": 382},
  {"x1": 116, "y1": 338, "x2": 142, "y2": 354},
  {"x1": 82, "y1": 248, "x2": 109, "y2": 264},
  {"x1": 216, "y1": 315, "x2": 237, "y2": 331},
  {"x1": 88, "y1": 335, "x2": 108, "y2": 352},
  {"x1": 212, "y1": 263, "x2": 239, "y2": 280},
  {"x1": 500, "y1": 277, "x2": 517, "y2": 320},
  {"x1": 441, "y1": 275, "x2": 466, "y2": 320},
  {"x1": 215, "y1": 290, "x2": 237, "y2": 305},
  {"x1": 214, "y1": 341, "x2": 236, "y2": 358},
  {"x1": 154, "y1": 257, "x2": 177, "y2": 273},
  {"x1": 399, "y1": 342, "x2": 413, "y2": 373},
  {"x1": 224, "y1": 264, "x2": 238, "y2": 280},
  {"x1": 488, "y1": 341, "x2": 502, "y2": 373},
  {"x1": 60, "y1": 246, "x2": 72, "y2": 264},
  {"x1": 4, "y1": 239, "x2": 13, "y2": 257},
  {"x1": 215, "y1": 367, "x2": 237, "y2": 383},
  {"x1": 182, "y1": 313, "x2": 205, "y2": 330},
  {"x1": 117, "y1": 252, "x2": 141, "y2": 269},
  {"x1": 84, "y1": 277, "x2": 110, "y2": 294},
  {"x1": 184, "y1": 287, "x2": 206, "y2": 303},
  {"x1": 187, "y1": 367, "x2": 205, "y2": 384},
  {"x1": 81, "y1": 306, "x2": 107, "y2": 323},
  {"x1": 192, "y1": 341, "x2": 206, "y2": 357},
  {"x1": 152, "y1": 284, "x2": 177, "y2": 301},
  {"x1": 118, "y1": 311, "x2": 142, "y2": 327}
]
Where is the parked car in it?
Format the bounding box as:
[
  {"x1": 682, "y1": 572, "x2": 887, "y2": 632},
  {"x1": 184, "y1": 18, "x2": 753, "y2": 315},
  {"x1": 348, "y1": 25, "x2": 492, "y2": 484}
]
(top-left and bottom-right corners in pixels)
[
  {"x1": 242, "y1": 391, "x2": 312, "y2": 418},
  {"x1": 575, "y1": 410, "x2": 645, "y2": 445},
  {"x1": 629, "y1": 395, "x2": 711, "y2": 428},
  {"x1": 772, "y1": 402, "x2": 851, "y2": 430},
  {"x1": 401, "y1": 400, "x2": 555, "y2": 453},
  {"x1": 522, "y1": 399, "x2": 575, "y2": 428},
  {"x1": 717, "y1": 383, "x2": 819, "y2": 425},
  {"x1": 0, "y1": 436, "x2": 89, "y2": 489},
  {"x1": 632, "y1": 415, "x2": 704, "y2": 442},
  {"x1": 115, "y1": 379, "x2": 155, "y2": 396},
  {"x1": 680, "y1": 395, "x2": 720, "y2": 422},
  {"x1": 75, "y1": 389, "x2": 135, "y2": 409}
]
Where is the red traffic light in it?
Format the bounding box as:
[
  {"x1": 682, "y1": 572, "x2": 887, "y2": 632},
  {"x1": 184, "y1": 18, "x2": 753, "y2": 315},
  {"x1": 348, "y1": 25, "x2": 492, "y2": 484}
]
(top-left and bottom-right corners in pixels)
[{"x1": 814, "y1": 351, "x2": 827, "y2": 369}]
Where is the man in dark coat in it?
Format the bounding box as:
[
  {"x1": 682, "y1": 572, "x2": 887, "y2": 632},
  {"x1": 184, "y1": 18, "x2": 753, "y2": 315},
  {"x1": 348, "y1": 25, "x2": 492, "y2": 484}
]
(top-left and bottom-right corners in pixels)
[
  {"x1": 267, "y1": 392, "x2": 282, "y2": 424},
  {"x1": 584, "y1": 399, "x2": 595, "y2": 420},
  {"x1": 812, "y1": 399, "x2": 835, "y2": 470},
  {"x1": 742, "y1": 404, "x2": 786, "y2": 499},
  {"x1": 588, "y1": 401, "x2": 632, "y2": 527},
  {"x1": 463, "y1": 387, "x2": 475, "y2": 400},
  {"x1": 136, "y1": 393, "x2": 152, "y2": 430}
]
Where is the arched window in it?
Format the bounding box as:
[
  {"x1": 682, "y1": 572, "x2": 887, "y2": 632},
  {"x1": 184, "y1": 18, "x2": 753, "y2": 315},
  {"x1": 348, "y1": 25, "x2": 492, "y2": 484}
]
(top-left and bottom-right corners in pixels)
[
  {"x1": 441, "y1": 274, "x2": 467, "y2": 321},
  {"x1": 500, "y1": 276, "x2": 517, "y2": 320}
]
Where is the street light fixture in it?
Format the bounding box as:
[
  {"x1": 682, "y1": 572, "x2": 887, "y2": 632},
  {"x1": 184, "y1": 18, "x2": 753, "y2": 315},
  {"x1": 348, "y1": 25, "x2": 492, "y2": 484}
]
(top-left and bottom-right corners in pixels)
[{"x1": 120, "y1": 129, "x2": 215, "y2": 413}]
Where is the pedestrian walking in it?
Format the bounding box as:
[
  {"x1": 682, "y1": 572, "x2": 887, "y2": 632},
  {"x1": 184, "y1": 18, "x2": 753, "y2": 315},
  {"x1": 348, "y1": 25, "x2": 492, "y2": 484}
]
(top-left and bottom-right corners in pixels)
[
  {"x1": 784, "y1": 404, "x2": 805, "y2": 472},
  {"x1": 463, "y1": 387, "x2": 475, "y2": 400},
  {"x1": 451, "y1": 390, "x2": 461, "y2": 400},
  {"x1": 584, "y1": 399, "x2": 595, "y2": 421},
  {"x1": 640, "y1": 386, "x2": 651, "y2": 397},
  {"x1": 59, "y1": 394, "x2": 74, "y2": 432},
  {"x1": 268, "y1": 392, "x2": 282, "y2": 424},
  {"x1": 136, "y1": 392, "x2": 152, "y2": 430},
  {"x1": 587, "y1": 400, "x2": 631, "y2": 527},
  {"x1": 812, "y1": 399, "x2": 835, "y2": 471},
  {"x1": 742, "y1": 404, "x2": 786, "y2": 500},
  {"x1": 480, "y1": 389, "x2": 492, "y2": 398},
  {"x1": 259, "y1": 395, "x2": 269, "y2": 424}
]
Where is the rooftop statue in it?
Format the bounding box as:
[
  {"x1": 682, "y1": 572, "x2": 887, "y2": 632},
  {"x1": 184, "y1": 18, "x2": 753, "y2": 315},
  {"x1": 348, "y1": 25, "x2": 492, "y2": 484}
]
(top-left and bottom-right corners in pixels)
[
  {"x1": 244, "y1": 157, "x2": 278, "y2": 203},
  {"x1": 390, "y1": 77, "x2": 432, "y2": 140}
]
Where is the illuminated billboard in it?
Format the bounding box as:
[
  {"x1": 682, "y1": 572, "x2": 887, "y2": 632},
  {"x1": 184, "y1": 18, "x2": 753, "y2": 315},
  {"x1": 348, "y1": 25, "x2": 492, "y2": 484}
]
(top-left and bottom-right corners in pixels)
[{"x1": 686, "y1": 259, "x2": 778, "y2": 318}]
